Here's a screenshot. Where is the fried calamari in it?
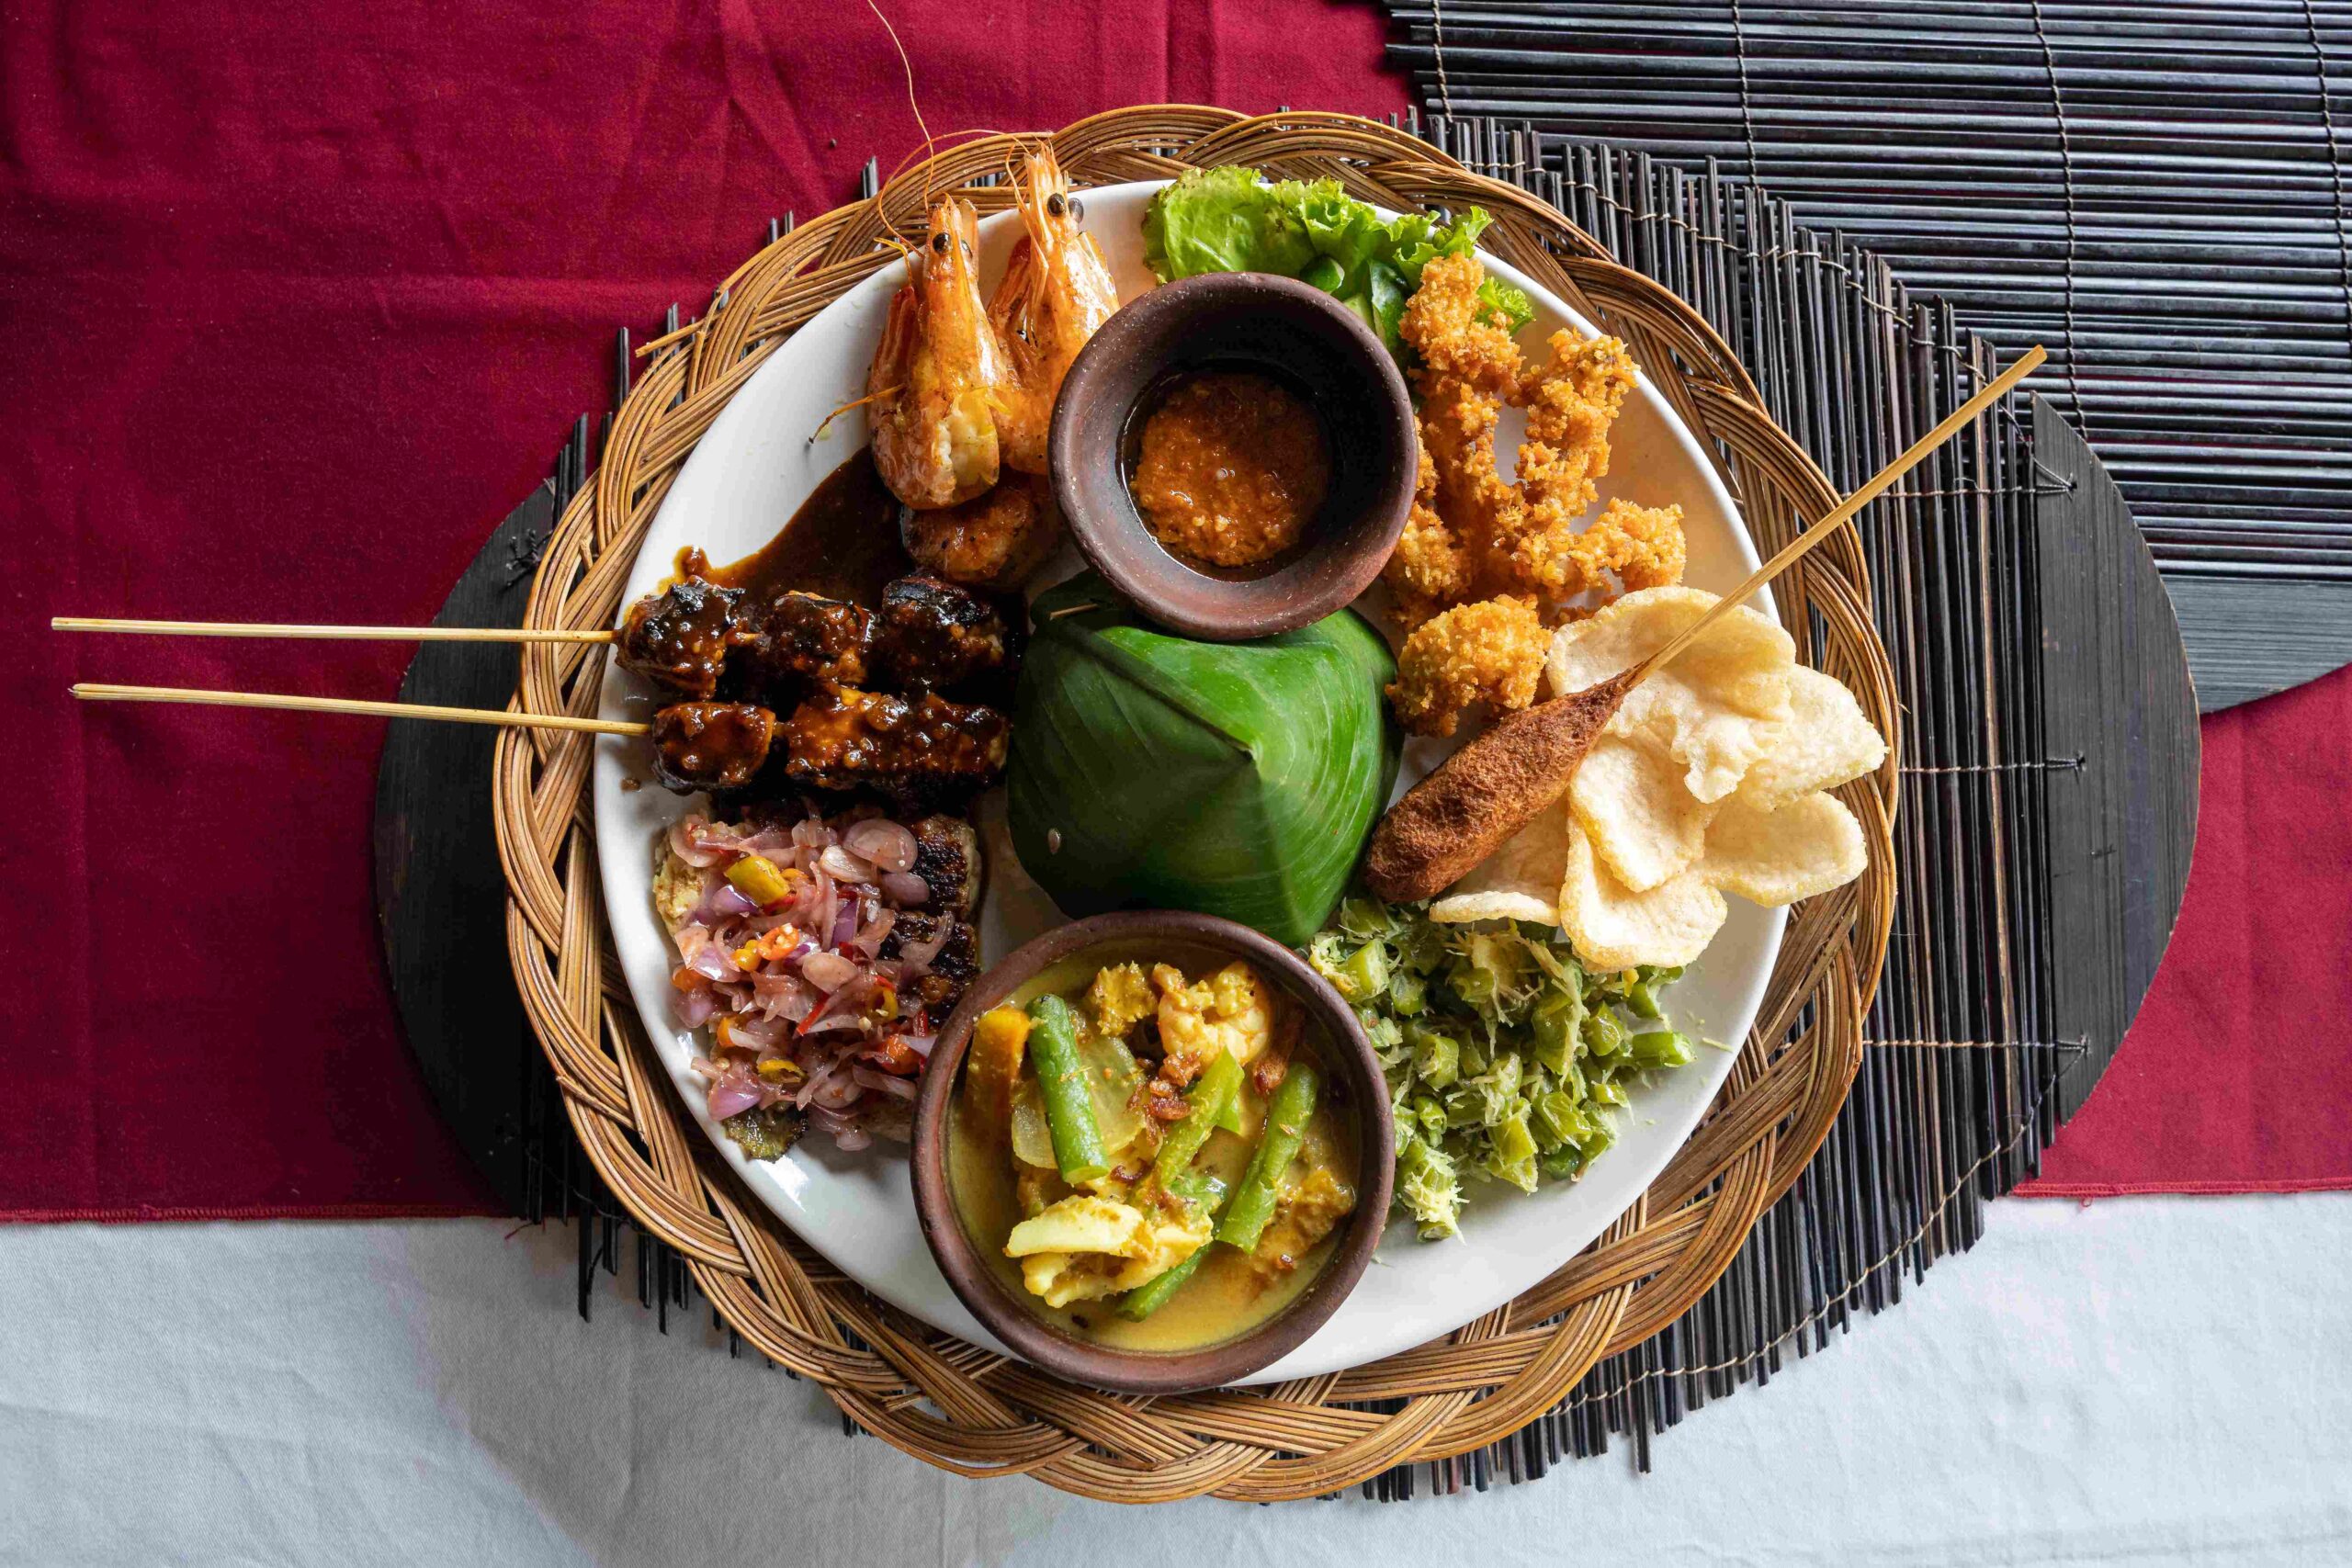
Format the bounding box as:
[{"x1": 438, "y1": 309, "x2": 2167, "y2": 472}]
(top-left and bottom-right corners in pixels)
[
  {"x1": 1386, "y1": 595, "x2": 1550, "y2": 739},
  {"x1": 1398, "y1": 252, "x2": 1524, "y2": 399},
  {"x1": 1385, "y1": 254, "x2": 1683, "y2": 642},
  {"x1": 1385, "y1": 443, "x2": 1478, "y2": 630}
]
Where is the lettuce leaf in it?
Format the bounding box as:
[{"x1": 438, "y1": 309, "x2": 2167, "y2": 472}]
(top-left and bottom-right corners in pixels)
[
  {"x1": 1143, "y1": 166, "x2": 1520, "y2": 356},
  {"x1": 1143, "y1": 165, "x2": 1318, "y2": 279},
  {"x1": 1476, "y1": 276, "x2": 1536, "y2": 334}
]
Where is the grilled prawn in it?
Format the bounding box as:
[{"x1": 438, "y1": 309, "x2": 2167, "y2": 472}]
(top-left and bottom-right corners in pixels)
[
  {"x1": 987, "y1": 149, "x2": 1119, "y2": 475},
  {"x1": 868, "y1": 198, "x2": 1012, "y2": 511}
]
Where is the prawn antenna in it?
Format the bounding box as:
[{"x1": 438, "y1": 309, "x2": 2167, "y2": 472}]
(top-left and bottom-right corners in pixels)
[
  {"x1": 866, "y1": 0, "x2": 936, "y2": 215},
  {"x1": 811, "y1": 384, "x2": 901, "y2": 444}
]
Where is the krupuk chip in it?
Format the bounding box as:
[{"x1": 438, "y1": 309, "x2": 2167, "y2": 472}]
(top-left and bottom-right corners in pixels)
[
  {"x1": 1430, "y1": 797, "x2": 1571, "y2": 927},
  {"x1": 1546, "y1": 586, "x2": 1794, "y2": 803},
  {"x1": 1567, "y1": 729, "x2": 1718, "y2": 893},
  {"x1": 1436, "y1": 584, "x2": 1886, "y2": 971}
]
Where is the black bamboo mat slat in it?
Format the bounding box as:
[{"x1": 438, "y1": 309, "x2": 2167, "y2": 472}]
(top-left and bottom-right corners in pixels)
[
  {"x1": 1381, "y1": 0, "x2": 2352, "y2": 708},
  {"x1": 379, "y1": 130, "x2": 2196, "y2": 1493}
]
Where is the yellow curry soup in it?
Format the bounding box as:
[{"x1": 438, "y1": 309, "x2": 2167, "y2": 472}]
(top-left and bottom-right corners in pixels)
[{"x1": 947, "y1": 948, "x2": 1361, "y2": 1352}]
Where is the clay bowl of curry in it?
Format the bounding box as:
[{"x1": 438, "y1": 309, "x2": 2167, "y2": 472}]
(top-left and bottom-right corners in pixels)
[
  {"x1": 910, "y1": 909, "x2": 1394, "y2": 1394},
  {"x1": 1047, "y1": 271, "x2": 1416, "y2": 642}
]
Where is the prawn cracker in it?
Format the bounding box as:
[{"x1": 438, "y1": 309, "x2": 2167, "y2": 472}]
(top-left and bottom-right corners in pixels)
[
  {"x1": 1430, "y1": 796, "x2": 1572, "y2": 926},
  {"x1": 1738, "y1": 665, "x2": 1889, "y2": 811},
  {"x1": 1546, "y1": 586, "x2": 1793, "y2": 804},
  {"x1": 1568, "y1": 730, "x2": 1719, "y2": 893},
  {"x1": 1557, "y1": 816, "x2": 1727, "y2": 971},
  {"x1": 1700, "y1": 793, "x2": 1869, "y2": 908}
]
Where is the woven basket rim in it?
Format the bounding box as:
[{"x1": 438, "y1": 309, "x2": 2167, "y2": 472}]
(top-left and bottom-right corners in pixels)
[{"x1": 492, "y1": 107, "x2": 1899, "y2": 1504}]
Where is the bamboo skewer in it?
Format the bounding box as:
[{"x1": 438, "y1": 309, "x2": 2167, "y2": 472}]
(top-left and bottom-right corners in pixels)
[
  {"x1": 1634, "y1": 344, "x2": 2048, "y2": 683},
  {"x1": 53, "y1": 617, "x2": 615, "y2": 643},
  {"x1": 70, "y1": 683, "x2": 648, "y2": 736},
  {"x1": 1366, "y1": 344, "x2": 2045, "y2": 903}
]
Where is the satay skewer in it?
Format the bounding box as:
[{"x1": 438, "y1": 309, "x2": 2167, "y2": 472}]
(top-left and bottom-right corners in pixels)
[
  {"x1": 54, "y1": 617, "x2": 616, "y2": 643},
  {"x1": 70, "y1": 682, "x2": 648, "y2": 736}
]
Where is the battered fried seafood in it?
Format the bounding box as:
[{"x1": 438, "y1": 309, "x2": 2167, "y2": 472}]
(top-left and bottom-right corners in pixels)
[
  {"x1": 1570, "y1": 499, "x2": 1687, "y2": 593},
  {"x1": 1385, "y1": 443, "x2": 1477, "y2": 630},
  {"x1": 1412, "y1": 372, "x2": 1524, "y2": 592},
  {"x1": 1501, "y1": 334, "x2": 1643, "y2": 599},
  {"x1": 1383, "y1": 254, "x2": 1680, "y2": 639},
  {"x1": 1398, "y1": 252, "x2": 1523, "y2": 398},
  {"x1": 1386, "y1": 595, "x2": 1550, "y2": 739}
]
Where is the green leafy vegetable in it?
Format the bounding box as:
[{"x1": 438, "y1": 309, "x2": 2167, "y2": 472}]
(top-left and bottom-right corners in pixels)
[
  {"x1": 1008, "y1": 573, "x2": 1401, "y2": 947},
  {"x1": 1143, "y1": 166, "x2": 1525, "y2": 355},
  {"x1": 1308, "y1": 897, "x2": 1693, "y2": 1238},
  {"x1": 1476, "y1": 276, "x2": 1535, "y2": 335}
]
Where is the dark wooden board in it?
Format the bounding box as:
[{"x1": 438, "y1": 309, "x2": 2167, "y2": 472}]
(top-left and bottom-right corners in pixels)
[
  {"x1": 369, "y1": 478, "x2": 553, "y2": 1216},
  {"x1": 2167, "y1": 577, "x2": 2352, "y2": 714},
  {"x1": 2033, "y1": 398, "x2": 2202, "y2": 1120}
]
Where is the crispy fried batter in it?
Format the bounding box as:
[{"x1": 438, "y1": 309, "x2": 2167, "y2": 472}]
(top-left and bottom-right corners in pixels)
[
  {"x1": 1380, "y1": 254, "x2": 1687, "y2": 731},
  {"x1": 1576, "y1": 499, "x2": 1688, "y2": 592},
  {"x1": 1498, "y1": 330, "x2": 1644, "y2": 598},
  {"x1": 1394, "y1": 267, "x2": 1680, "y2": 620},
  {"x1": 1415, "y1": 372, "x2": 1524, "y2": 549},
  {"x1": 1399, "y1": 253, "x2": 1525, "y2": 398},
  {"x1": 1385, "y1": 595, "x2": 1550, "y2": 739},
  {"x1": 1383, "y1": 441, "x2": 1478, "y2": 629}
]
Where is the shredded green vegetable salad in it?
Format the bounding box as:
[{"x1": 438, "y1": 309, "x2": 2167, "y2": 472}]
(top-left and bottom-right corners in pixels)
[
  {"x1": 1142, "y1": 165, "x2": 1535, "y2": 358},
  {"x1": 1307, "y1": 897, "x2": 1694, "y2": 1239}
]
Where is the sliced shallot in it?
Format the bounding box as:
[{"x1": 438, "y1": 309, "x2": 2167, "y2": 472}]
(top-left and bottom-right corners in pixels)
[
  {"x1": 818, "y1": 843, "x2": 876, "y2": 884},
  {"x1": 799, "y1": 950, "x2": 861, "y2": 992},
  {"x1": 842, "y1": 818, "x2": 918, "y2": 874}
]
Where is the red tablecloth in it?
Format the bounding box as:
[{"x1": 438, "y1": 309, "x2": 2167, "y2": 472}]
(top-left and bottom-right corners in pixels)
[
  {"x1": 2019, "y1": 666, "x2": 2352, "y2": 1197},
  {"x1": 1, "y1": 0, "x2": 2339, "y2": 1220}
]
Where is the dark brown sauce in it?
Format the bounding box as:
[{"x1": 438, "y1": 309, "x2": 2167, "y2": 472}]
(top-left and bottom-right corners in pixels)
[{"x1": 682, "y1": 447, "x2": 911, "y2": 606}]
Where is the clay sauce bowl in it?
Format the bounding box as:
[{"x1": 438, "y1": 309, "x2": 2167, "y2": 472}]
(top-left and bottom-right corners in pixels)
[
  {"x1": 910, "y1": 909, "x2": 1395, "y2": 1395},
  {"x1": 1046, "y1": 271, "x2": 1416, "y2": 642}
]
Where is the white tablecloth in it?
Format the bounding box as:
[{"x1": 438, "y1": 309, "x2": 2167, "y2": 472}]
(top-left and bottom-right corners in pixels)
[{"x1": 3, "y1": 1194, "x2": 2346, "y2": 1565}]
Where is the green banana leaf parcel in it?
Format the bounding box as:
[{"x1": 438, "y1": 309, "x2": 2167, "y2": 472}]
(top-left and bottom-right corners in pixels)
[{"x1": 1007, "y1": 573, "x2": 1401, "y2": 947}]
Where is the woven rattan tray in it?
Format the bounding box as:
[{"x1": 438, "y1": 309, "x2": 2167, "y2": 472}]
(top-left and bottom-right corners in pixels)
[{"x1": 492, "y1": 108, "x2": 1898, "y2": 1502}]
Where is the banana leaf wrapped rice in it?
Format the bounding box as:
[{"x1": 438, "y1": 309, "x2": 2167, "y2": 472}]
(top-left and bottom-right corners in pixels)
[{"x1": 1007, "y1": 573, "x2": 1400, "y2": 946}]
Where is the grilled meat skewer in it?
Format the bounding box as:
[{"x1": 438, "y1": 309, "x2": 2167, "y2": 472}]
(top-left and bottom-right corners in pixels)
[
  {"x1": 650, "y1": 702, "x2": 775, "y2": 793},
  {"x1": 781, "y1": 685, "x2": 1011, "y2": 807},
  {"x1": 616, "y1": 578, "x2": 748, "y2": 700},
  {"x1": 871, "y1": 573, "x2": 1021, "y2": 696},
  {"x1": 618, "y1": 571, "x2": 1018, "y2": 705},
  {"x1": 647, "y1": 688, "x2": 1010, "y2": 805},
  {"x1": 741, "y1": 592, "x2": 871, "y2": 691}
]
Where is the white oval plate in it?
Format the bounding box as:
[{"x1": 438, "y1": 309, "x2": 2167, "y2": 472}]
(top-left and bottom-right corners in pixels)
[{"x1": 591, "y1": 181, "x2": 1781, "y2": 1384}]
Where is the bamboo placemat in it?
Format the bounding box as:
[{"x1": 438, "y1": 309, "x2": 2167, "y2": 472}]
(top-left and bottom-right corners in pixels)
[
  {"x1": 1380, "y1": 0, "x2": 2352, "y2": 709},
  {"x1": 384, "y1": 114, "x2": 2191, "y2": 1496}
]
